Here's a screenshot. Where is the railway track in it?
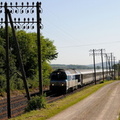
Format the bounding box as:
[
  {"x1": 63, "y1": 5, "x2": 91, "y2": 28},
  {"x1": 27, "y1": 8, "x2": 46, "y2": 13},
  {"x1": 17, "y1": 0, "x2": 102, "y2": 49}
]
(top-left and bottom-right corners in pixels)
[
  {"x1": 0, "y1": 90, "x2": 58, "y2": 120},
  {"x1": 0, "y1": 95, "x2": 28, "y2": 120}
]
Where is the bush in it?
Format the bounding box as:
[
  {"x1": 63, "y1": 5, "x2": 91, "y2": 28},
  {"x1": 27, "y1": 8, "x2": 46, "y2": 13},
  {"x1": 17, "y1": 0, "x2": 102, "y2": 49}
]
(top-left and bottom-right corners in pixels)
[
  {"x1": 26, "y1": 95, "x2": 46, "y2": 111},
  {"x1": 0, "y1": 75, "x2": 6, "y2": 92}
]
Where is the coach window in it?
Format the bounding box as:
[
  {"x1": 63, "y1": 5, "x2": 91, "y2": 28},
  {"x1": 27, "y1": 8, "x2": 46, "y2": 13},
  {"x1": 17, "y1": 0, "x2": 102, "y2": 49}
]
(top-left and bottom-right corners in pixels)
[
  {"x1": 76, "y1": 75, "x2": 80, "y2": 82},
  {"x1": 72, "y1": 75, "x2": 75, "y2": 80},
  {"x1": 67, "y1": 76, "x2": 71, "y2": 81}
]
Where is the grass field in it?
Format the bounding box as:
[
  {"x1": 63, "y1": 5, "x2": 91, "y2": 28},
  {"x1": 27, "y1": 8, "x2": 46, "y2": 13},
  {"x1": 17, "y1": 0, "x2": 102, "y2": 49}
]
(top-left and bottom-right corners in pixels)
[{"x1": 11, "y1": 80, "x2": 115, "y2": 120}]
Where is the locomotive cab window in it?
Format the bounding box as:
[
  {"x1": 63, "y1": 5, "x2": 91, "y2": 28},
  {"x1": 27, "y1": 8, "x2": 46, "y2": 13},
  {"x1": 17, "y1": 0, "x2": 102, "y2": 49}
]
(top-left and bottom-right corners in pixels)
[{"x1": 51, "y1": 72, "x2": 67, "y2": 80}]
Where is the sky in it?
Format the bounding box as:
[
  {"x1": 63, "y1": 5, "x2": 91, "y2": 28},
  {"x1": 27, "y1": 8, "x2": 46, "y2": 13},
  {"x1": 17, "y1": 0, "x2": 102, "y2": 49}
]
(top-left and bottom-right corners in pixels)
[{"x1": 1, "y1": 0, "x2": 120, "y2": 65}]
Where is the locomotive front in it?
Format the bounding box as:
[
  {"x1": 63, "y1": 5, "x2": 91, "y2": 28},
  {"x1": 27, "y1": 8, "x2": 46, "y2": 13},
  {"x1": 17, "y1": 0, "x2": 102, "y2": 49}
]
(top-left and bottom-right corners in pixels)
[{"x1": 50, "y1": 69, "x2": 67, "y2": 93}]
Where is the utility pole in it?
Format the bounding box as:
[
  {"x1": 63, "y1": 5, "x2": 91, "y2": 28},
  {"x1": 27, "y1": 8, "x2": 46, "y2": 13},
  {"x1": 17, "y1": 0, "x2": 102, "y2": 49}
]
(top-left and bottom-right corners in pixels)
[
  {"x1": 118, "y1": 60, "x2": 120, "y2": 79},
  {"x1": 89, "y1": 49, "x2": 97, "y2": 85},
  {"x1": 106, "y1": 53, "x2": 113, "y2": 77},
  {"x1": 110, "y1": 53, "x2": 113, "y2": 78},
  {"x1": 0, "y1": 2, "x2": 42, "y2": 118},
  {"x1": 100, "y1": 49, "x2": 105, "y2": 82},
  {"x1": 36, "y1": 2, "x2": 43, "y2": 95},
  {"x1": 107, "y1": 56, "x2": 111, "y2": 75},
  {"x1": 4, "y1": 3, "x2": 11, "y2": 118},
  {"x1": 113, "y1": 56, "x2": 116, "y2": 80},
  {"x1": 104, "y1": 54, "x2": 108, "y2": 76}
]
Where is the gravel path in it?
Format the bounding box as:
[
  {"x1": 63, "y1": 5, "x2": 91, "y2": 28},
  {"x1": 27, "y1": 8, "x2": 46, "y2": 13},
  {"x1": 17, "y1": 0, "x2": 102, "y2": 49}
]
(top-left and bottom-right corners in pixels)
[{"x1": 48, "y1": 81, "x2": 120, "y2": 120}]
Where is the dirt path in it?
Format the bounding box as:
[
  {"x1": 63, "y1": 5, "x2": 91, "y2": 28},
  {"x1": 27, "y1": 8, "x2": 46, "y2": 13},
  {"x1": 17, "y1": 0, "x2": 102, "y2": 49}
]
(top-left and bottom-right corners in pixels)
[{"x1": 48, "y1": 81, "x2": 120, "y2": 120}]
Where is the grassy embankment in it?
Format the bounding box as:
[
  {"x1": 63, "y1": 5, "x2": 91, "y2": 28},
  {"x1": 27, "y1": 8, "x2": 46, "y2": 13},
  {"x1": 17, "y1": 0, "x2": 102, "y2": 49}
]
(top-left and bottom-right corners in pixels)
[{"x1": 11, "y1": 80, "x2": 115, "y2": 120}]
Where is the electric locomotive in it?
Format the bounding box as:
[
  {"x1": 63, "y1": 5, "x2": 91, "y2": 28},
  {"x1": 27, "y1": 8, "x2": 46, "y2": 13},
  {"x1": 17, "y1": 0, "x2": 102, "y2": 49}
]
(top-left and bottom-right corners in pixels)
[{"x1": 50, "y1": 69, "x2": 81, "y2": 93}]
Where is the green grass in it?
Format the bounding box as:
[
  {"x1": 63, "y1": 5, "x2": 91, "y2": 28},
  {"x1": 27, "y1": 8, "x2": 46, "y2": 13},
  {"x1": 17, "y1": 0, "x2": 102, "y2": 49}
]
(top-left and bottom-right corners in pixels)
[
  {"x1": 11, "y1": 80, "x2": 115, "y2": 120},
  {"x1": 118, "y1": 113, "x2": 120, "y2": 120}
]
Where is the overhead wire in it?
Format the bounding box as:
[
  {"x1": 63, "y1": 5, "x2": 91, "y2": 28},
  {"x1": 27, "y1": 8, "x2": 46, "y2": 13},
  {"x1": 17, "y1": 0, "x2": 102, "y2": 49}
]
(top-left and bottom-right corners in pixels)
[
  {"x1": 58, "y1": 40, "x2": 120, "y2": 48},
  {"x1": 42, "y1": 7, "x2": 80, "y2": 42}
]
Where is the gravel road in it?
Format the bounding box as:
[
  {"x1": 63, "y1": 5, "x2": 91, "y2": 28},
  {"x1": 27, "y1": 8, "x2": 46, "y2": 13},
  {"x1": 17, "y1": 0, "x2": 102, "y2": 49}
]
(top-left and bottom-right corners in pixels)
[{"x1": 48, "y1": 81, "x2": 120, "y2": 120}]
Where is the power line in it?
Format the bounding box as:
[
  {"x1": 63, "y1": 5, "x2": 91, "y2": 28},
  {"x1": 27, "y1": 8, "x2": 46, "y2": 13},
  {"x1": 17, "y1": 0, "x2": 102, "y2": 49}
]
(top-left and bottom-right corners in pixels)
[{"x1": 58, "y1": 40, "x2": 120, "y2": 48}]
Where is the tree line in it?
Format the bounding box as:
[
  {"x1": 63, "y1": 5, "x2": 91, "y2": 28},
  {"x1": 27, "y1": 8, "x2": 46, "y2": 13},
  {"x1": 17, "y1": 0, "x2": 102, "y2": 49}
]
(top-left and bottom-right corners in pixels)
[
  {"x1": 51, "y1": 64, "x2": 95, "y2": 70},
  {"x1": 0, "y1": 27, "x2": 58, "y2": 93}
]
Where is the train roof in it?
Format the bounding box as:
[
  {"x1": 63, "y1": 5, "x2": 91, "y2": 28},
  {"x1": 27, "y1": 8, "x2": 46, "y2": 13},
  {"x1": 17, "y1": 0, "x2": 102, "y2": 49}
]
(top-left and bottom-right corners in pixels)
[
  {"x1": 52, "y1": 69, "x2": 109, "y2": 75},
  {"x1": 52, "y1": 69, "x2": 81, "y2": 75}
]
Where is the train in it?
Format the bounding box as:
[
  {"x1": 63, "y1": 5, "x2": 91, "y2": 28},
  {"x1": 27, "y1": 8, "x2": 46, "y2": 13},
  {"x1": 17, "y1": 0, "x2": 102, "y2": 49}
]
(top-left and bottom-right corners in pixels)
[{"x1": 50, "y1": 69, "x2": 113, "y2": 93}]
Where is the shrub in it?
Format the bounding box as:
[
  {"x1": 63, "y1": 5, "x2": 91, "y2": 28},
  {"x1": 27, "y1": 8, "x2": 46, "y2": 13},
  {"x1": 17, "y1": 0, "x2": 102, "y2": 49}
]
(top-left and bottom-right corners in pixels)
[{"x1": 26, "y1": 95, "x2": 46, "y2": 112}]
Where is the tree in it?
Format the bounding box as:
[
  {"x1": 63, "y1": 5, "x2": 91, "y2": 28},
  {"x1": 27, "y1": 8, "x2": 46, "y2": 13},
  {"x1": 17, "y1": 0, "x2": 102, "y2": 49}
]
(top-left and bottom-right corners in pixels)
[{"x1": 0, "y1": 28, "x2": 58, "y2": 90}]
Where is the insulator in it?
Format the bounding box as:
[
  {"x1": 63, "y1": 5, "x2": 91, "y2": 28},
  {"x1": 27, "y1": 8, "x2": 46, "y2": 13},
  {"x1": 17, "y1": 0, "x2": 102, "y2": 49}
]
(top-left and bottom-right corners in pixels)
[
  {"x1": 23, "y1": 26, "x2": 25, "y2": 29},
  {"x1": 20, "y1": 6, "x2": 23, "y2": 13},
  {"x1": 15, "y1": 10, "x2": 18, "y2": 13},
  {"x1": 18, "y1": 25, "x2": 20, "y2": 29},
  {"x1": 27, "y1": 10, "x2": 29, "y2": 13},
  {"x1": 30, "y1": 23, "x2": 34, "y2": 29},
  {"x1": 40, "y1": 8, "x2": 43, "y2": 13},
  {"x1": 18, "y1": 18, "x2": 20, "y2": 22},
  {"x1": 15, "y1": 2, "x2": 18, "y2": 6},
  {"x1": 31, "y1": 2, "x2": 35, "y2": 13},
  {"x1": 40, "y1": 24, "x2": 44, "y2": 29},
  {"x1": 0, "y1": 2, "x2": 3, "y2": 7},
  {"x1": 0, "y1": 10, "x2": 2, "y2": 13},
  {"x1": 22, "y1": 10, "x2": 24, "y2": 13},
  {"x1": 27, "y1": 2, "x2": 29, "y2": 6},
  {"x1": 1, "y1": 18, "x2": 3, "y2": 22},
  {"x1": 21, "y1": 2, "x2": 24, "y2": 6},
  {"x1": 10, "y1": 10, "x2": 12, "y2": 13},
  {"x1": 31, "y1": 9, "x2": 34, "y2": 14},
  {"x1": 39, "y1": 18, "x2": 41, "y2": 22},
  {"x1": 32, "y1": 18, "x2": 34, "y2": 23},
  {"x1": 32, "y1": 2, "x2": 34, "y2": 6},
  {"x1": 14, "y1": 26, "x2": 17, "y2": 29},
  {"x1": 27, "y1": 26, "x2": 29, "y2": 29},
  {"x1": 10, "y1": 7, "x2": 14, "y2": 14},
  {"x1": 10, "y1": 2, "x2": 12, "y2": 6},
  {"x1": 32, "y1": 26, "x2": 34, "y2": 29},
  {"x1": 14, "y1": 18, "x2": 16, "y2": 23}
]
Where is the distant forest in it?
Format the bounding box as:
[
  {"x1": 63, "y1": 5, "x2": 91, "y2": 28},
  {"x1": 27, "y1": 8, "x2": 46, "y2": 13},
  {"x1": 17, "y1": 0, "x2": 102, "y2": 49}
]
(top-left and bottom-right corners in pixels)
[
  {"x1": 51, "y1": 62, "x2": 117, "y2": 70},
  {"x1": 50, "y1": 64, "x2": 99, "y2": 70}
]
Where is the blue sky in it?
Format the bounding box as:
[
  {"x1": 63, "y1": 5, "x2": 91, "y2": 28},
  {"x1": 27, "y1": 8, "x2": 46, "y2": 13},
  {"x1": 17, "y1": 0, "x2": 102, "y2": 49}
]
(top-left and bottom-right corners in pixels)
[
  {"x1": 2, "y1": 0, "x2": 120, "y2": 65},
  {"x1": 41, "y1": 0, "x2": 120, "y2": 65}
]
